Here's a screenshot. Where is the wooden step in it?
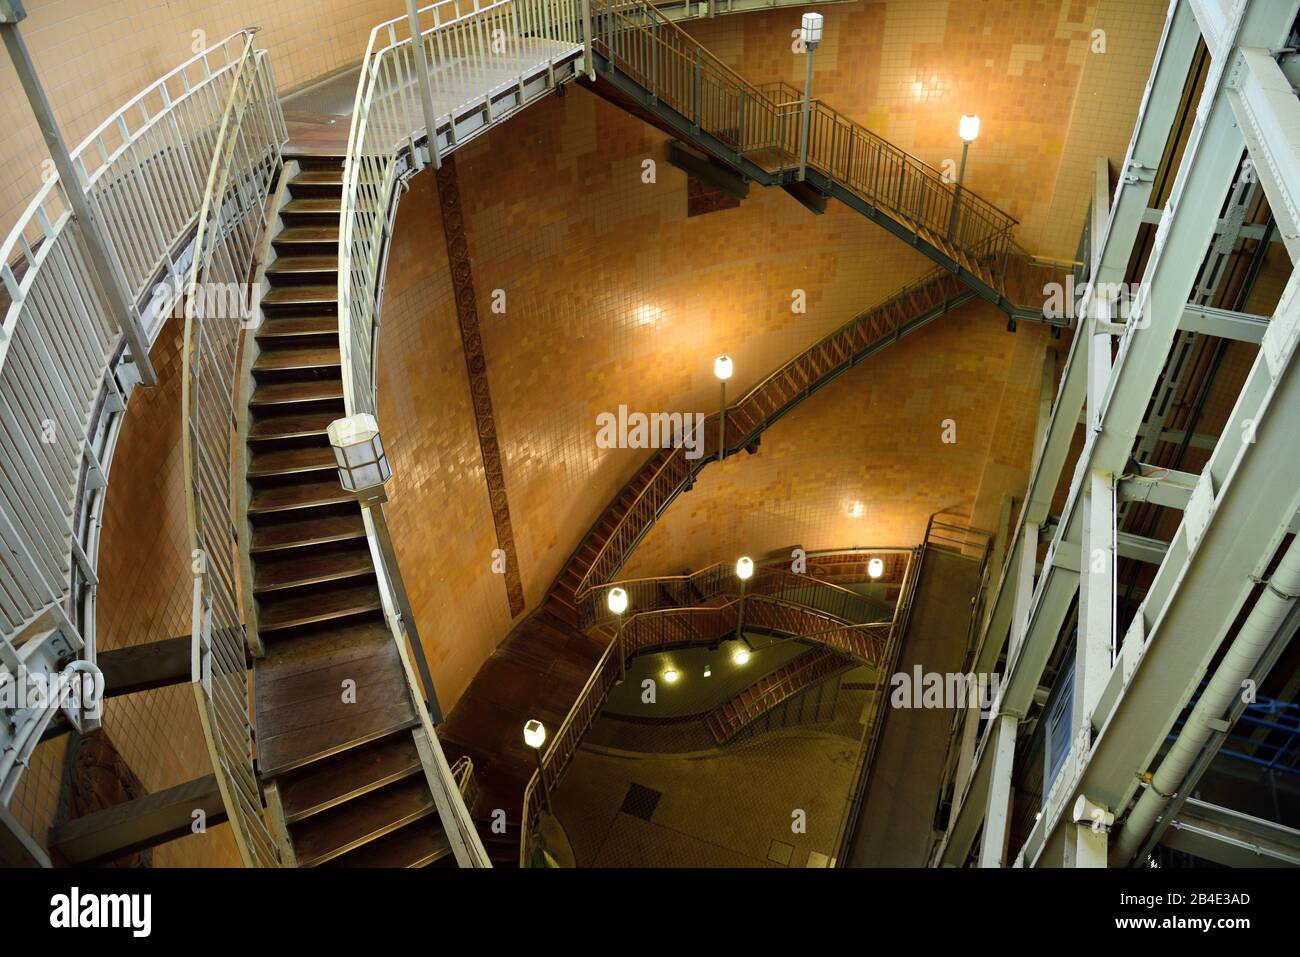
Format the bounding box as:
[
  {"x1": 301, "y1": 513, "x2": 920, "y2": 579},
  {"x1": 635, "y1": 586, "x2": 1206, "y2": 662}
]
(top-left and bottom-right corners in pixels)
[
  {"x1": 262, "y1": 284, "x2": 338, "y2": 308},
  {"x1": 290, "y1": 776, "x2": 435, "y2": 867},
  {"x1": 253, "y1": 345, "x2": 341, "y2": 372},
  {"x1": 277, "y1": 733, "x2": 422, "y2": 824},
  {"x1": 248, "y1": 477, "x2": 353, "y2": 514},
  {"x1": 322, "y1": 816, "x2": 451, "y2": 868},
  {"x1": 254, "y1": 618, "x2": 417, "y2": 776},
  {"x1": 249, "y1": 378, "x2": 344, "y2": 407},
  {"x1": 256, "y1": 314, "x2": 338, "y2": 339},
  {"x1": 253, "y1": 541, "x2": 374, "y2": 592},
  {"x1": 256, "y1": 580, "x2": 382, "y2": 633},
  {"x1": 250, "y1": 511, "x2": 366, "y2": 553},
  {"x1": 248, "y1": 444, "x2": 337, "y2": 478},
  {"x1": 249, "y1": 408, "x2": 340, "y2": 442},
  {"x1": 267, "y1": 254, "x2": 338, "y2": 277},
  {"x1": 284, "y1": 197, "x2": 342, "y2": 216},
  {"x1": 275, "y1": 224, "x2": 339, "y2": 245},
  {"x1": 291, "y1": 167, "x2": 344, "y2": 187}
]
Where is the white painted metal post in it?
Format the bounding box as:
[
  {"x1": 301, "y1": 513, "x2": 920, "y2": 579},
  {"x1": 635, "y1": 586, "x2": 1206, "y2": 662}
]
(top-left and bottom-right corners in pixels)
[
  {"x1": 582, "y1": 0, "x2": 595, "y2": 80},
  {"x1": 405, "y1": 0, "x2": 443, "y2": 169},
  {"x1": 0, "y1": 3, "x2": 157, "y2": 386},
  {"x1": 978, "y1": 713, "x2": 1017, "y2": 867}
]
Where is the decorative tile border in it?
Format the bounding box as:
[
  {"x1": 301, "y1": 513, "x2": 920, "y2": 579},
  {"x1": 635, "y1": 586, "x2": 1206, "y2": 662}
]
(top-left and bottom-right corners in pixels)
[{"x1": 435, "y1": 156, "x2": 526, "y2": 618}]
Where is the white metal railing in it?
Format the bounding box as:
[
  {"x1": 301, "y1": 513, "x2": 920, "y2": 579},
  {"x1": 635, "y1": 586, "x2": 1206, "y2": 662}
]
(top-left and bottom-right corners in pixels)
[
  {"x1": 0, "y1": 33, "x2": 278, "y2": 828},
  {"x1": 181, "y1": 34, "x2": 286, "y2": 869},
  {"x1": 337, "y1": 0, "x2": 583, "y2": 418},
  {"x1": 0, "y1": 31, "x2": 255, "y2": 661},
  {"x1": 334, "y1": 0, "x2": 586, "y2": 869}
]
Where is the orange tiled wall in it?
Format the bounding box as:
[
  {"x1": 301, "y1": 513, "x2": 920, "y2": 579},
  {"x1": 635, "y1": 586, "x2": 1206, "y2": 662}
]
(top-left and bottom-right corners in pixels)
[
  {"x1": 375, "y1": 1, "x2": 1165, "y2": 711},
  {"x1": 682, "y1": 0, "x2": 1167, "y2": 257},
  {"x1": 618, "y1": 299, "x2": 1053, "y2": 578}
]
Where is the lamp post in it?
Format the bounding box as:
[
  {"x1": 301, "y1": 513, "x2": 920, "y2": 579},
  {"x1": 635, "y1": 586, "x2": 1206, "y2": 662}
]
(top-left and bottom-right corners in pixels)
[
  {"x1": 714, "y1": 355, "x2": 732, "y2": 462},
  {"x1": 327, "y1": 414, "x2": 443, "y2": 722},
  {"x1": 523, "y1": 719, "x2": 551, "y2": 814},
  {"x1": 734, "y1": 556, "x2": 753, "y2": 641},
  {"x1": 798, "y1": 12, "x2": 823, "y2": 182},
  {"x1": 608, "y1": 586, "x2": 629, "y2": 682},
  {"x1": 949, "y1": 113, "x2": 980, "y2": 241}
]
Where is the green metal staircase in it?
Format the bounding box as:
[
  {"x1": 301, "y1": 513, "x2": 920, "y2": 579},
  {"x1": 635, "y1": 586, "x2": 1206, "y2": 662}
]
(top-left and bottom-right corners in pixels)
[{"x1": 586, "y1": 0, "x2": 1021, "y2": 311}]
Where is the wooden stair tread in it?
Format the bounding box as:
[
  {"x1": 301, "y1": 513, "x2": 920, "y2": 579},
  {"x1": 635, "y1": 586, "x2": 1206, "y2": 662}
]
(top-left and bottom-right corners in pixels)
[
  {"x1": 262, "y1": 284, "x2": 338, "y2": 307},
  {"x1": 249, "y1": 378, "x2": 344, "y2": 407},
  {"x1": 251, "y1": 511, "x2": 366, "y2": 552},
  {"x1": 253, "y1": 345, "x2": 341, "y2": 371},
  {"x1": 253, "y1": 541, "x2": 374, "y2": 592},
  {"x1": 322, "y1": 816, "x2": 451, "y2": 868},
  {"x1": 249, "y1": 408, "x2": 340, "y2": 441},
  {"x1": 277, "y1": 732, "x2": 422, "y2": 824},
  {"x1": 284, "y1": 197, "x2": 342, "y2": 214},
  {"x1": 256, "y1": 314, "x2": 338, "y2": 338},
  {"x1": 249, "y1": 477, "x2": 353, "y2": 514},
  {"x1": 267, "y1": 254, "x2": 338, "y2": 274},
  {"x1": 291, "y1": 168, "x2": 344, "y2": 186},
  {"x1": 248, "y1": 443, "x2": 337, "y2": 478},
  {"x1": 290, "y1": 776, "x2": 436, "y2": 867},
  {"x1": 255, "y1": 617, "x2": 416, "y2": 776},
  {"x1": 275, "y1": 224, "x2": 339, "y2": 244},
  {"x1": 256, "y1": 580, "x2": 382, "y2": 632}
]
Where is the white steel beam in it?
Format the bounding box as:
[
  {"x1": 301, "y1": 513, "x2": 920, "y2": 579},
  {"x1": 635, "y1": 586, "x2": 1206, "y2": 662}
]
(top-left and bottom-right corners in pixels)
[
  {"x1": 1118, "y1": 463, "x2": 1199, "y2": 509},
  {"x1": 1022, "y1": 266, "x2": 1300, "y2": 868},
  {"x1": 1179, "y1": 302, "x2": 1270, "y2": 342},
  {"x1": 938, "y1": 0, "x2": 1300, "y2": 869},
  {"x1": 1227, "y1": 48, "x2": 1300, "y2": 263},
  {"x1": 977, "y1": 714, "x2": 1017, "y2": 868}
]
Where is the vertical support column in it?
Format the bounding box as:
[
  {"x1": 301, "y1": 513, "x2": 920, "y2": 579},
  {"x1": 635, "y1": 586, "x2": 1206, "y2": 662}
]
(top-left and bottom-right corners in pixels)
[
  {"x1": 1070, "y1": 295, "x2": 1116, "y2": 866},
  {"x1": 0, "y1": 6, "x2": 156, "y2": 386},
  {"x1": 1008, "y1": 522, "x2": 1038, "y2": 663},
  {"x1": 581, "y1": 0, "x2": 595, "y2": 80},
  {"x1": 406, "y1": 0, "x2": 443, "y2": 170},
  {"x1": 978, "y1": 713, "x2": 1017, "y2": 867}
]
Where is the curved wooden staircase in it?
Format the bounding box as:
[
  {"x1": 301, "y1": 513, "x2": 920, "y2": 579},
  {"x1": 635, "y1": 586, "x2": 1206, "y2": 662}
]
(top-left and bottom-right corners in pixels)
[{"x1": 245, "y1": 155, "x2": 454, "y2": 867}]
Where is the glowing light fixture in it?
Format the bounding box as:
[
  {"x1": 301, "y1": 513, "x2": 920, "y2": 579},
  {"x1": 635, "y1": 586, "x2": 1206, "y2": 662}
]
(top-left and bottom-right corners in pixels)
[
  {"x1": 735, "y1": 556, "x2": 754, "y2": 581},
  {"x1": 327, "y1": 413, "x2": 391, "y2": 496},
  {"x1": 714, "y1": 355, "x2": 733, "y2": 380},
  {"x1": 958, "y1": 113, "x2": 981, "y2": 143},
  {"x1": 868, "y1": 557, "x2": 885, "y2": 579},
  {"x1": 733, "y1": 647, "x2": 751, "y2": 665},
  {"x1": 607, "y1": 586, "x2": 628, "y2": 615},
  {"x1": 663, "y1": 669, "x2": 679, "y2": 683},
  {"x1": 523, "y1": 719, "x2": 546, "y2": 749}
]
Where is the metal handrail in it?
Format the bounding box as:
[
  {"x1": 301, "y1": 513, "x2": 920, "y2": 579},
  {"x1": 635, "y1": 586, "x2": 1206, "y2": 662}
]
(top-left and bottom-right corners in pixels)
[
  {"x1": 338, "y1": 0, "x2": 583, "y2": 419},
  {"x1": 519, "y1": 588, "x2": 897, "y2": 864},
  {"x1": 572, "y1": 267, "x2": 969, "y2": 602},
  {"x1": 589, "y1": 0, "x2": 1017, "y2": 264},
  {"x1": 0, "y1": 30, "x2": 256, "y2": 660},
  {"x1": 181, "y1": 34, "x2": 286, "y2": 868},
  {"x1": 337, "y1": 0, "x2": 587, "y2": 869},
  {"x1": 580, "y1": 556, "x2": 895, "y2": 629},
  {"x1": 831, "y1": 545, "x2": 922, "y2": 862}
]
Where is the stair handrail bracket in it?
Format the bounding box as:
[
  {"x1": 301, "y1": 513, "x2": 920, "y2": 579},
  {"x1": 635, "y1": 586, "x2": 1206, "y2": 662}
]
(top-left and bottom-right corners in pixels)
[
  {"x1": 0, "y1": 30, "x2": 279, "y2": 818},
  {"x1": 181, "y1": 32, "x2": 287, "y2": 868}
]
